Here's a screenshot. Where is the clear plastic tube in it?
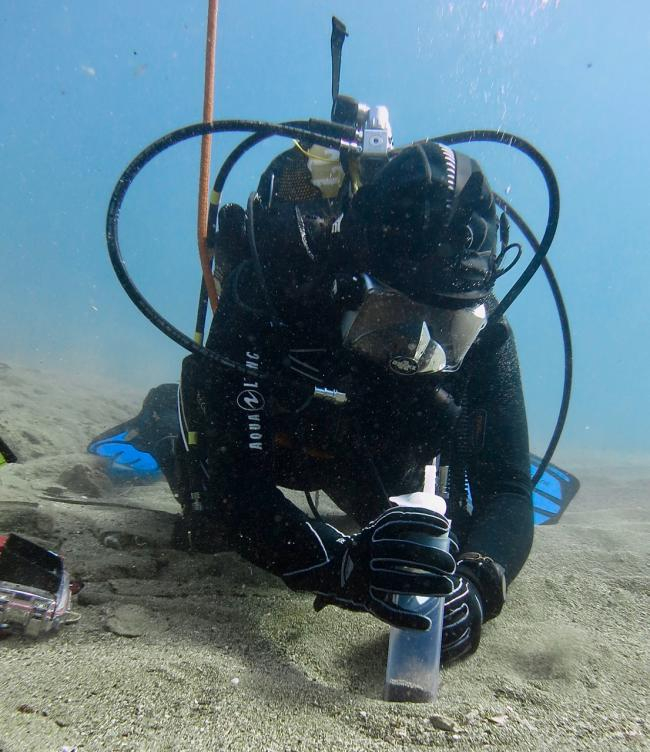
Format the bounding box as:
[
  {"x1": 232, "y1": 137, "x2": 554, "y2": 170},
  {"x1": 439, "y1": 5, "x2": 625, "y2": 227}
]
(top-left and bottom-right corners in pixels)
[
  {"x1": 384, "y1": 464, "x2": 449, "y2": 702},
  {"x1": 383, "y1": 532, "x2": 450, "y2": 702}
]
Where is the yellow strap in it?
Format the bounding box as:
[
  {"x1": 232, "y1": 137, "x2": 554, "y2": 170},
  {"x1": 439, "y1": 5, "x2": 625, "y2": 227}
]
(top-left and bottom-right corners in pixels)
[
  {"x1": 348, "y1": 157, "x2": 362, "y2": 194},
  {"x1": 292, "y1": 140, "x2": 333, "y2": 161}
]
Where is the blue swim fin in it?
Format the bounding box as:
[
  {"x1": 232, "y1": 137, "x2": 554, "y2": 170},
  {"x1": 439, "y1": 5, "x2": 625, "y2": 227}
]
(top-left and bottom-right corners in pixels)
[
  {"x1": 87, "y1": 430, "x2": 161, "y2": 477},
  {"x1": 530, "y1": 453, "x2": 580, "y2": 525},
  {"x1": 87, "y1": 384, "x2": 178, "y2": 480}
]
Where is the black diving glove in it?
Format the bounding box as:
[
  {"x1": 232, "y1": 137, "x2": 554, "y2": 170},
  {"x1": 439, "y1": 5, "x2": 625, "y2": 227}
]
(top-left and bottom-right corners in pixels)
[
  {"x1": 284, "y1": 507, "x2": 456, "y2": 630},
  {"x1": 441, "y1": 553, "x2": 507, "y2": 665}
]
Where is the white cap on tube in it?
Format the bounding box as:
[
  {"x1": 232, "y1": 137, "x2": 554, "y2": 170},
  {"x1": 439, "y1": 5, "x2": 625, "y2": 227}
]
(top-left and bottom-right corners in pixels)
[{"x1": 388, "y1": 463, "x2": 447, "y2": 516}]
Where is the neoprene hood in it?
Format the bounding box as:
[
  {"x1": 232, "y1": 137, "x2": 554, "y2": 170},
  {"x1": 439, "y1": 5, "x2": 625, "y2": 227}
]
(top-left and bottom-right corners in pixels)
[{"x1": 352, "y1": 141, "x2": 498, "y2": 308}]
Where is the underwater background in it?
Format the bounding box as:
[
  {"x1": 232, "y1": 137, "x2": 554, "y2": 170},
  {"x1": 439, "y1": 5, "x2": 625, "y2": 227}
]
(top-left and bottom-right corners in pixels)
[{"x1": 2, "y1": 0, "x2": 648, "y2": 462}]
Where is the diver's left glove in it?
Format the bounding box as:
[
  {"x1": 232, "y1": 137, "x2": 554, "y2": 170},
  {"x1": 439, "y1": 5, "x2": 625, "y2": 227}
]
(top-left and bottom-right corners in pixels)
[
  {"x1": 283, "y1": 507, "x2": 456, "y2": 630},
  {"x1": 441, "y1": 553, "x2": 507, "y2": 665}
]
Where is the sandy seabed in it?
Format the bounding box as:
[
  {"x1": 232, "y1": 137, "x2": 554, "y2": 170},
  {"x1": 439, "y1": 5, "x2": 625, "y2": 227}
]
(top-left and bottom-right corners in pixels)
[{"x1": 0, "y1": 361, "x2": 648, "y2": 752}]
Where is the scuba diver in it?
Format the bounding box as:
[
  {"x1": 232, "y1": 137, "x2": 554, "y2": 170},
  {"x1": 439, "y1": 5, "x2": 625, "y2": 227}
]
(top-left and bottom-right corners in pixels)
[
  {"x1": 184, "y1": 135, "x2": 531, "y2": 664},
  {"x1": 185, "y1": 135, "x2": 530, "y2": 663},
  {"x1": 94, "y1": 19, "x2": 573, "y2": 667},
  {"x1": 96, "y1": 121, "x2": 533, "y2": 665}
]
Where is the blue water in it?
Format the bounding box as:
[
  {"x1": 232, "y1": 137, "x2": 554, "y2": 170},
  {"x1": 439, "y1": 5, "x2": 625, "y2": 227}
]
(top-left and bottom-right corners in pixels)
[{"x1": 1, "y1": 1, "x2": 648, "y2": 458}]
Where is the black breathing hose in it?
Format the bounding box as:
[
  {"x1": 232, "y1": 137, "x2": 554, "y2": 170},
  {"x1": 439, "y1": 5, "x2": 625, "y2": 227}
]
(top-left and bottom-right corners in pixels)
[
  {"x1": 492, "y1": 193, "x2": 572, "y2": 487},
  {"x1": 202, "y1": 127, "x2": 560, "y2": 335},
  {"x1": 107, "y1": 118, "x2": 568, "y2": 484},
  {"x1": 106, "y1": 119, "x2": 348, "y2": 376},
  {"x1": 432, "y1": 131, "x2": 566, "y2": 482},
  {"x1": 197, "y1": 121, "x2": 313, "y2": 337}
]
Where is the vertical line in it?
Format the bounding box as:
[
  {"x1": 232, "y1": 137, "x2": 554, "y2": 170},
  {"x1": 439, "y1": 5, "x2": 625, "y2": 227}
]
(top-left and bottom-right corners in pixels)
[{"x1": 197, "y1": 0, "x2": 220, "y2": 313}]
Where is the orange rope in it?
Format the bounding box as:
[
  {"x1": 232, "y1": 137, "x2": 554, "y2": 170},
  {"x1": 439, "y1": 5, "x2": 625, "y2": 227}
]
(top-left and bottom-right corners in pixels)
[{"x1": 197, "y1": 0, "x2": 220, "y2": 313}]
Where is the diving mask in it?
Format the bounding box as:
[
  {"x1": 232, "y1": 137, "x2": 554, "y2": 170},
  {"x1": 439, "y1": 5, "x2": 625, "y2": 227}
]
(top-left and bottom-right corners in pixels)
[{"x1": 340, "y1": 275, "x2": 487, "y2": 375}]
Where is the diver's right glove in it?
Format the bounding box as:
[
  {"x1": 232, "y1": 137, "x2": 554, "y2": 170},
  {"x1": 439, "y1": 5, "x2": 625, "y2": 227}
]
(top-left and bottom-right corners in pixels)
[{"x1": 284, "y1": 507, "x2": 456, "y2": 630}]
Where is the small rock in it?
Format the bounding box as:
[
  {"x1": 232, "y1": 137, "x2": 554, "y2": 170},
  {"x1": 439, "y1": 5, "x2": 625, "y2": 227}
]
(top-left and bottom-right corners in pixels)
[
  {"x1": 429, "y1": 715, "x2": 458, "y2": 732},
  {"x1": 101, "y1": 532, "x2": 149, "y2": 550},
  {"x1": 231, "y1": 677, "x2": 240, "y2": 686},
  {"x1": 102, "y1": 534, "x2": 123, "y2": 550}
]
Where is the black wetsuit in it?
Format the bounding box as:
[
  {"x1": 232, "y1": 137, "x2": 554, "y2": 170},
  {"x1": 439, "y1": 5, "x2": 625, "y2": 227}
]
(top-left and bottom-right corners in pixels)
[
  {"x1": 172, "y1": 145, "x2": 533, "y2": 595},
  {"x1": 174, "y1": 259, "x2": 533, "y2": 590}
]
